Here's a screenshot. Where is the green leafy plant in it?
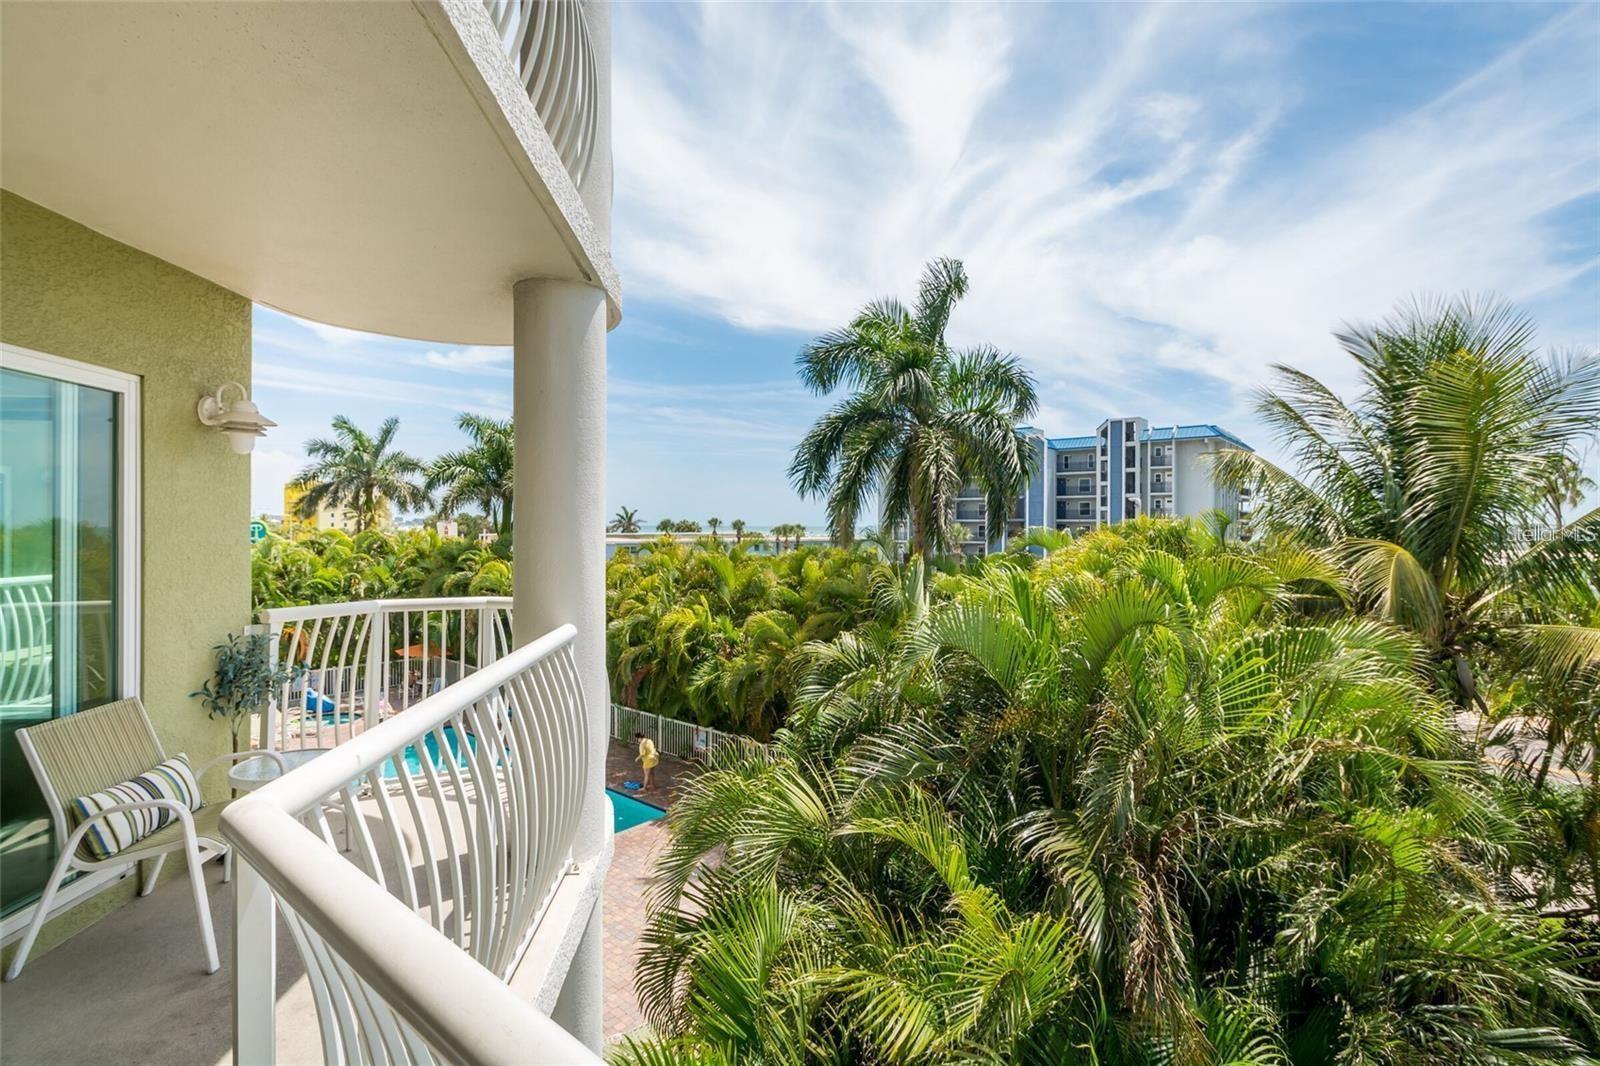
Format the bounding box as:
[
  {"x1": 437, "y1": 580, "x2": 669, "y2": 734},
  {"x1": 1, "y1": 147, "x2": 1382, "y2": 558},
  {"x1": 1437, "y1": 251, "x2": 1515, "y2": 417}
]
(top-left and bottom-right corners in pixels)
[{"x1": 192, "y1": 632, "x2": 302, "y2": 752}]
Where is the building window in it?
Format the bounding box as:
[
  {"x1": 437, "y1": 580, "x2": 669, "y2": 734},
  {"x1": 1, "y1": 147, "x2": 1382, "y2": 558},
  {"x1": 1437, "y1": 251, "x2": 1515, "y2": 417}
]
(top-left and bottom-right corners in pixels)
[
  {"x1": 1, "y1": 346, "x2": 140, "y2": 916},
  {"x1": 1078, "y1": 501, "x2": 1091, "y2": 517},
  {"x1": 1124, "y1": 423, "x2": 1135, "y2": 442},
  {"x1": 1056, "y1": 476, "x2": 1066, "y2": 496},
  {"x1": 1078, "y1": 477, "x2": 1090, "y2": 493}
]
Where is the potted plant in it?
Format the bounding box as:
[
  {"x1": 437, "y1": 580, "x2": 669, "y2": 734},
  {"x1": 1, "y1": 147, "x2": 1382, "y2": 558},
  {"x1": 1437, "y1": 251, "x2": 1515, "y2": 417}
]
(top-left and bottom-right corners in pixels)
[{"x1": 192, "y1": 631, "x2": 301, "y2": 753}]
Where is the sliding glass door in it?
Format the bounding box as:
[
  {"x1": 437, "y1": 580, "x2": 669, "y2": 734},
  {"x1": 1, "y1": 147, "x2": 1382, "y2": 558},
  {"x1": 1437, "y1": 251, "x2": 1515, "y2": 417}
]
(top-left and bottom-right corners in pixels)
[{"x1": 0, "y1": 352, "x2": 136, "y2": 916}]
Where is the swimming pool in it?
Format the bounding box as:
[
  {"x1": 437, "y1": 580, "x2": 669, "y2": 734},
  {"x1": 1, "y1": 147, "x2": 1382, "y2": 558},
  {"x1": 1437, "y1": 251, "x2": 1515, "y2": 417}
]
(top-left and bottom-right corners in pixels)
[
  {"x1": 608, "y1": 788, "x2": 665, "y2": 833},
  {"x1": 380, "y1": 726, "x2": 476, "y2": 779}
]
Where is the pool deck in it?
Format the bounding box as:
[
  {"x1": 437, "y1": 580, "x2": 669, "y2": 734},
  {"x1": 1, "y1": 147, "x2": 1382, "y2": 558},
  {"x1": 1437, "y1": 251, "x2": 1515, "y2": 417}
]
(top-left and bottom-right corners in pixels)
[
  {"x1": 601, "y1": 740, "x2": 696, "y2": 1042},
  {"x1": 606, "y1": 736, "x2": 694, "y2": 807}
]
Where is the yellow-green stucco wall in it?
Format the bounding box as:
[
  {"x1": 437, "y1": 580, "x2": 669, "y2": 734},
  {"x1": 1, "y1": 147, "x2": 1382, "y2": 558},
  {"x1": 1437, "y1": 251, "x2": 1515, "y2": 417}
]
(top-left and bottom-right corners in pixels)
[{"x1": 0, "y1": 190, "x2": 252, "y2": 962}]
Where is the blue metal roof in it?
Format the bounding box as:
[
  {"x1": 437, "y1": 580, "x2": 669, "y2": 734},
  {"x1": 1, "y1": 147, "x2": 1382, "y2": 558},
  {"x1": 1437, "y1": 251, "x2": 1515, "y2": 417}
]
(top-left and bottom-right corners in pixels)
[
  {"x1": 1042, "y1": 424, "x2": 1252, "y2": 452},
  {"x1": 1141, "y1": 424, "x2": 1252, "y2": 450}
]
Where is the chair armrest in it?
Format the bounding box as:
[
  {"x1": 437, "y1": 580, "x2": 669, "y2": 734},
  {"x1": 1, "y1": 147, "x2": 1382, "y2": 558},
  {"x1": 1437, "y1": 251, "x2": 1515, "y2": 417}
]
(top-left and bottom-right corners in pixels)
[
  {"x1": 197, "y1": 749, "x2": 288, "y2": 780},
  {"x1": 62, "y1": 799, "x2": 200, "y2": 867}
]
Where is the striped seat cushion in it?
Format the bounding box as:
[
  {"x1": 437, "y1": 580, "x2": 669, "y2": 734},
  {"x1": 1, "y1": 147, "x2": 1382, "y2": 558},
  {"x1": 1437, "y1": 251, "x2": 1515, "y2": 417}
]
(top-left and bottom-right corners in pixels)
[{"x1": 69, "y1": 754, "x2": 202, "y2": 861}]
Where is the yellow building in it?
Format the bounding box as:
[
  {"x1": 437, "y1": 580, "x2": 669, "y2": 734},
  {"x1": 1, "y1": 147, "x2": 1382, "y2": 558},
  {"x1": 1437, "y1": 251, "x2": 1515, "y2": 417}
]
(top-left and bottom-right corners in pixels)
[{"x1": 282, "y1": 482, "x2": 391, "y2": 535}]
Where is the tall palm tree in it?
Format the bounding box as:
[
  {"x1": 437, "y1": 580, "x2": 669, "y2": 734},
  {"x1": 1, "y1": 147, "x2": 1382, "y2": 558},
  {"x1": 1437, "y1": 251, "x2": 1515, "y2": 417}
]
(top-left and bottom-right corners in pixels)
[
  {"x1": 655, "y1": 518, "x2": 676, "y2": 534},
  {"x1": 1210, "y1": 295, "x2": 1600, "y2": 707},
  {"x1": 730, "y1": 518, "x2": 746, "y2": 545},
  {"x1": 791, "y1": 257, "x2": 1038, "y2": 556},
  {"x1": 609, "y1": 506, "x2": 641, "y2": 533},
  {"x1": 294, "y1": 416, "x2": 429, "y2": 533},
  {"x1": 425, "y1": 413, "x2": 514, "y2": 538},
  {"x1": 1540, "y1": 453, "x2": 1596, "y2": 531},
  {"x1": 707, "y1": 516, "x2": 722, "y2": 539}
]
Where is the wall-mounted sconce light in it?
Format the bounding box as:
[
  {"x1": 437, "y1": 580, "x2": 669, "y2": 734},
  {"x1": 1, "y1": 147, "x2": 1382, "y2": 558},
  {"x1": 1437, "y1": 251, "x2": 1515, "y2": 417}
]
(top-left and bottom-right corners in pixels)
[{"x1": 197, "y1": 382, "x2": 276, "y2": 454}]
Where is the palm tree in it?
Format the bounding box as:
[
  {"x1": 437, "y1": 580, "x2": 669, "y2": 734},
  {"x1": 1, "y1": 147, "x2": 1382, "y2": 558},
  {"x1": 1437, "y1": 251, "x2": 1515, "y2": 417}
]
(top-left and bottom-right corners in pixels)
[
  {"x1": 790, "y1": 257, "x2": 1038, "y2": 556},
  {"x1": 856, "y1": 525, "x2": 901, "y2": 562},
  {"x1": 1210, "y1": 295, "x2": 1600, "y2": 707},
  {"x1": 294, "y1": 416, "x2": 429, "y2": 533},
  {"x1": 730, "y1": 518, "x2": 746, "y2": 545},
  {"x1": 609, "y1": 506, "x2": 641, "y2": 533},
  {"x1": 425, "y1": 413, "x2": 514, "y2": 538},
  {"x1": 655, "y1": 518, "x2": 676, "y2": 534},
  {"x1": 707, "y1": 516, "x2": 721, "y2": 539},
  {"x1": 1540, "y1": 453, "x2": 1596, "y2": 531}
]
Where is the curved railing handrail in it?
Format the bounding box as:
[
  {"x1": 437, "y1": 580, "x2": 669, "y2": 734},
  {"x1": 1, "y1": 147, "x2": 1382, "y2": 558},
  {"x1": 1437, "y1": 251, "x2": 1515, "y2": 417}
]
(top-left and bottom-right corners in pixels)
[
  {"x1": 224, "y1": 800, "x2": 596, "y2": 1064},
  {"x1": 224, "y1": 623, "x2": 597, "y2": 1063},
  {"x1": 257, "y1": 595, "x2": 512, "y2": 625}
]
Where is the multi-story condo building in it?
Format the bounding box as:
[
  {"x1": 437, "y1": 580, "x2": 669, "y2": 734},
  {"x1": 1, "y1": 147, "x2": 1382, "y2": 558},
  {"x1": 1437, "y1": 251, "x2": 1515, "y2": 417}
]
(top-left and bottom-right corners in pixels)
[{"x1": 946, "y1": 419, "x2": 1253, "y2": 555}]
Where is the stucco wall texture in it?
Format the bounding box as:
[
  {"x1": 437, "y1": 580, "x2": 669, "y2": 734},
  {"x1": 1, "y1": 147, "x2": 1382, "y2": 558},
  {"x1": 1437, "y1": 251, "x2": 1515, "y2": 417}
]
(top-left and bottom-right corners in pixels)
[{"x1": 1, "y1": 190, "x2": 252, "y2": 961}]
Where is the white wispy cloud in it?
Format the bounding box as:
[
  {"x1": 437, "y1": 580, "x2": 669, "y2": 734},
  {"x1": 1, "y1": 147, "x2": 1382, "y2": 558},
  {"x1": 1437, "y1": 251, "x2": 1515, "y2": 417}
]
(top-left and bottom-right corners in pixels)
[
  {"x1": 253, "y1": 361, "x2": 511, "y2": 418},
  {"x1": 613, "y1": 3, "x2": 1599, "y2": 438},
  {"x1": 409, "y1": 347, "x2": 513, "y2": 373},
  {"x1": 281, "y1": 313, "x2": 379, "y2": 348}
]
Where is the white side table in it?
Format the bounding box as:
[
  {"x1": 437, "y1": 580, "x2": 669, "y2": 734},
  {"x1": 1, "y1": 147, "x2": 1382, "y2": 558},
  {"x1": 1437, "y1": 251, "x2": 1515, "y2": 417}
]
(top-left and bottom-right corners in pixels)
[
  {"x1": 228, "y1": 748, "x2": 353, "y2": 852},
  {"x1": 228, "y1": 748, "x2": 331, "y2": 792}
]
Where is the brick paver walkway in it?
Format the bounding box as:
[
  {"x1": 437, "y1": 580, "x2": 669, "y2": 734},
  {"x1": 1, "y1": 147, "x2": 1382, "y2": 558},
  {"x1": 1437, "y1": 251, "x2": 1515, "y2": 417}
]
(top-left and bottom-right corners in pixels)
[{"x1": 603, "y1": 739, "x2": 695, "y2": 1042}]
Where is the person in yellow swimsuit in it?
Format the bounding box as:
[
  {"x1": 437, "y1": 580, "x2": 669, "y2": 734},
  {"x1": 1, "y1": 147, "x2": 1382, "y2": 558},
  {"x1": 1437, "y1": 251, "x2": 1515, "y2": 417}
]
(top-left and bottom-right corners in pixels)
[{"x1": 634, "y1": 731, "x2": 659, "y2": 791}]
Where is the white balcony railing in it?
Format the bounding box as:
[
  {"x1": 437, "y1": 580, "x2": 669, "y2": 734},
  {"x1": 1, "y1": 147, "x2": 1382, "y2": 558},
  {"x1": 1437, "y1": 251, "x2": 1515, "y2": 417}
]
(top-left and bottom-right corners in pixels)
[
  {"x1": 1, "y1": 573, "x2": 114, "y2": 712},
  {"x1": 257, "y1": 597, "x2": 513, "y2": 752},
  {"x1": 224, "y1": 623, "x2": 598, "y2": 1064},
  {"x1": 483, "y1": 0, "x2": 599, "y2": 186},
  {"x1": 1, "y1": 574, "x2": 53, "y2": 708}
]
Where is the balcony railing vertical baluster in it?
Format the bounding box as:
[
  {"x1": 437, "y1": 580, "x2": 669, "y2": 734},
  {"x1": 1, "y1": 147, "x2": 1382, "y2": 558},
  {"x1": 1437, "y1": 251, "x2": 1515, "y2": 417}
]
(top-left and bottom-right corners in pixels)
[
  {"x1": 482, "y1": 0, "x2": 599, "y2": 187},
  {"x1": 225, "y1": 622, "x2": 595, "y2": 1064},
  {"x1": 258, "y1": 598, "x2": 514, "y2": 754}
]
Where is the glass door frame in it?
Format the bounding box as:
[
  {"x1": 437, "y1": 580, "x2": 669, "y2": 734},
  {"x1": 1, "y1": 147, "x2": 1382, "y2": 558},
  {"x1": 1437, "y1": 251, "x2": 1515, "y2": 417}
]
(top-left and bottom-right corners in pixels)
[{"x1": 0, "y1": 341, "x2": 142, "y2": 717}]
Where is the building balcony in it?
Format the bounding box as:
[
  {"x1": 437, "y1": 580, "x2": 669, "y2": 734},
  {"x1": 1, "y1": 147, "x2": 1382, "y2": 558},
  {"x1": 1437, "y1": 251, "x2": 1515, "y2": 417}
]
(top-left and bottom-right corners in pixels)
[
  {"x1": 1150, "y1": 454, "x2": 1174, "y2": 468},
  {"x1": 3, "y1": 0, "x2": 619, "y2": 1057},
  {"x1": 1, "y1": 600, "x2": 606, "y2": 1064},
  {"x1": 0, "y1": 0, "x2": 620, "y2": 343}
]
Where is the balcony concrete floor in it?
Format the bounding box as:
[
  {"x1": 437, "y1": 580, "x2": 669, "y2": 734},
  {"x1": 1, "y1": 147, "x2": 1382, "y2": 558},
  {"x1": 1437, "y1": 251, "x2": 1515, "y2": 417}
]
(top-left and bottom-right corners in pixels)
[{"x1": 0, "y1": 857, "x2": 324, "y2": 1066}]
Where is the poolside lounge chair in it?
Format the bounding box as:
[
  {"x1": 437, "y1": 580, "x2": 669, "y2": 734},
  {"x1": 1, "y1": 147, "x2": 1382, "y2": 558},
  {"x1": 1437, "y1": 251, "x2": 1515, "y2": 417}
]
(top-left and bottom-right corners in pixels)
[{"x1": 3, "y1": 697, "x2": 284, "y2": 981}]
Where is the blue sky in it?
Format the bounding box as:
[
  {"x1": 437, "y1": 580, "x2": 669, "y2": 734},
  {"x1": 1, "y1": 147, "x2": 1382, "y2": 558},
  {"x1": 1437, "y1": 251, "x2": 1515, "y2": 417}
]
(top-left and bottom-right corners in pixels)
[{"x1": 251, "y1": 2, "x2": 1599, "y2": 526}]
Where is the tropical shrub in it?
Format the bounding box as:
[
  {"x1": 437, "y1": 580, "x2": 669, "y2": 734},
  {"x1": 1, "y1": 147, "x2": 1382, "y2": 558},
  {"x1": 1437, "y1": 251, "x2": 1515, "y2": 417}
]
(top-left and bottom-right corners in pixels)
[
  {"x1": 617, "y1": 523, "x2": 1600, "y2": 1064},
  {"x1": 250, "y1": 527, "x2": 511, "y2": 610},
  {"x1": 606, "y1": 538, "x2": 899, "y2": 736}
]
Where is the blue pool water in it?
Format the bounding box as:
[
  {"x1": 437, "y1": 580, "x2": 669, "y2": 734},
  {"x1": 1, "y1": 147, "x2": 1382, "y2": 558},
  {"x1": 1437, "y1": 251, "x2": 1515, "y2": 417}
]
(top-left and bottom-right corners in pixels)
[
  {"x1": 381, "y1": 726, "x2": 476, "y2": 779},
  {"x1": 608, "y1": 788, "x2": 665, "y2": 833}
]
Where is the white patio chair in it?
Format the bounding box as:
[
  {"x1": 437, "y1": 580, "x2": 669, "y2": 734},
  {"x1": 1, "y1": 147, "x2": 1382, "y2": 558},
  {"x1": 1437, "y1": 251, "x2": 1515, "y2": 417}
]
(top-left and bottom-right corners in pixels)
[{"x1": 3, "y1": 697, "x2": 285, "y2": 981}]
